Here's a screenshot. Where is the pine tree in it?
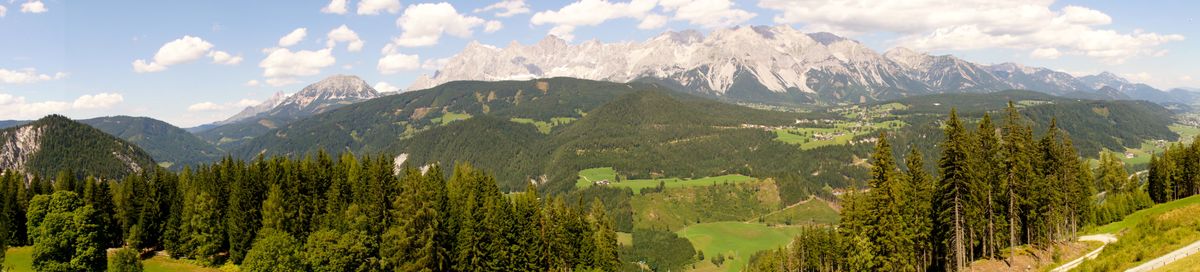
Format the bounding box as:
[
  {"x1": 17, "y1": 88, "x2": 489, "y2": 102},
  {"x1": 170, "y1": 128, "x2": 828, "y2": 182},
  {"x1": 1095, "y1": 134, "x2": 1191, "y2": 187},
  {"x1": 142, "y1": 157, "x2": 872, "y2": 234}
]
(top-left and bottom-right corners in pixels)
[
  {"x1": 588, "y1": 199, "x2": 620, "y2": 271},
  {"x1": 904, "y1": 147, "x2": 935, "y2": 270}
]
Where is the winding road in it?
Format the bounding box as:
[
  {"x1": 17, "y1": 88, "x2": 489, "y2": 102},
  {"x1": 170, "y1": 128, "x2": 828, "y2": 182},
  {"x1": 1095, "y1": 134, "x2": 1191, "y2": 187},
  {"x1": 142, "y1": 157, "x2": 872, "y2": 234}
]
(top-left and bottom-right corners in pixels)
[
  {"x1": 1125, "y1": 239, "x2": 1200, "y2": 272},
  {"x1": 1050, "y1": 234, "x2": 1117, "y2": 272}
]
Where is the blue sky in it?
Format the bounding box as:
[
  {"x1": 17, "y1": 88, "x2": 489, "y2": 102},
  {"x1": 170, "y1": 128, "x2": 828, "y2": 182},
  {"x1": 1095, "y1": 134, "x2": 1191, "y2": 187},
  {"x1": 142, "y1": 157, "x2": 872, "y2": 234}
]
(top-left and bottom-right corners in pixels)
[{"x1": 0, "y1": 0, "x2": 1196, "y2": 126}]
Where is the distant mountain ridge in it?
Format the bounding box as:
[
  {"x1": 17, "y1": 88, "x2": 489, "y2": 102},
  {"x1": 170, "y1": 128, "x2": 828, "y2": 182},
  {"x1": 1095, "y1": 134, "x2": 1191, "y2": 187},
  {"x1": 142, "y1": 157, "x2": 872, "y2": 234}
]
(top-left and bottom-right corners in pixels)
[
  {"x1": 413, "y1": 25, "x2": 1190, "y2": 105},
  {"x1": 196, "y1": 74, "x2": 380, "y2": 150},
  {"x1": 80, "y1": 116, "x2": 220, "y2": 170}
]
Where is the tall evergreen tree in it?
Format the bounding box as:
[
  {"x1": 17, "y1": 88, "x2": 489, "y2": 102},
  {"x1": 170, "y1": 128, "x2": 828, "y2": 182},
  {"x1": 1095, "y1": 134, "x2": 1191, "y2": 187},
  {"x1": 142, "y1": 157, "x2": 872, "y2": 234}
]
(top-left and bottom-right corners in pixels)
[{"x1": 936, "y1": 109, "x2": 971, "y2": 271}]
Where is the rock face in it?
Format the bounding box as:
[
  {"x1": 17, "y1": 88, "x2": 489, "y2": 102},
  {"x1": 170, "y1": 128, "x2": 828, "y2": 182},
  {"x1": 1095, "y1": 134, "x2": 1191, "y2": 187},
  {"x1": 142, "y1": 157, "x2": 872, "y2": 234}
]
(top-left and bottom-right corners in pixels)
[
  {"x1": 414, "y1": 24, "x2": 1182, "y2": 105},
  {"x1": 0, "y1": 125, "x2": 43, "y2": 174},
  {"x1": 270, "y1": 74, "x2": 380, "y2": 118},
  {"x1": 219, "y1": 91, "x2": 289, "y2": 125}
]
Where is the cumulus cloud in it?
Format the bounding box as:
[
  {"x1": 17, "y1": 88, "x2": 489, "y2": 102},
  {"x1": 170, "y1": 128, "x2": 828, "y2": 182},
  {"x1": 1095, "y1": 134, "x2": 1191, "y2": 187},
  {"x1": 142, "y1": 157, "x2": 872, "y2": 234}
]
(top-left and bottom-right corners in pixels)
[
  {"x1": 378, "y1": 52, "x2": 420, "y2": 75},
  {"x1": 20, "y1": 0, "x2": 46, "y2": 13},
  {"x1": 186, "y1": 102, "x2": 224, "y2": 112},
  {"x1": 188, "y1": 98, "x2": 263, "y2": 112},
  {"x1": 208, "y1": 51, "x2": 243, "y2": 65},
  {"x1": 374, "y1": 81, "x2": 400, "y2": 93},
  {"x1": 133, "y1": 36, "x2": 226, "y2": 73},
  {"x1": 475, "y1": 0, "x2": 530, "y2": 17},
  {"x1": 1, "y1": 68, "x2": 66, "y2": 84},
  {"x1": 1030, "y1": 48, "x2": 1061, "y2": 59},
  {"x1": 0, "y1": 92, "x2": 124, "y2": 119},
  {"x1": 357, "y1": 0, "x2": 401, "y2": 15},
  {"x1": 1, "y1": 5, "x2": 7, "y2": 18},
  {"x1": 245, "y1": 80, "x2": 261, "y2": 87},
  {"x1": 259, "y1": 48, "x2": 336, "y2": 86},
  {"x1": 278, "y1": 28, "x2": 308, "y2": 47},
  {"x1": 531, "y1": 0, "x2": 657, "y2": 41},
  {"x1": 72, "y1": 93, "x2": 124, "y2": 110},
  {"x1": 392, "y1": 3, "x2": 486, "y2": 47},
  {"x1": 321, "y1": 0, "x2": 348, "y2": 14},
  {"x1": 638, "y1": 14, "x2": 668, "y2": 29},
  {"x1": 659, "y1": 0, "x2": 754, "y2": 28},
  {"x1": 484, "y1": 20, "x2": 503, "y2": 33},
  {"x1": 326, "y1": 25, "x2": 365, "y2": 52},
  {"x1": 758, "y1": 0, "x2": 1184, "y2": 63}
]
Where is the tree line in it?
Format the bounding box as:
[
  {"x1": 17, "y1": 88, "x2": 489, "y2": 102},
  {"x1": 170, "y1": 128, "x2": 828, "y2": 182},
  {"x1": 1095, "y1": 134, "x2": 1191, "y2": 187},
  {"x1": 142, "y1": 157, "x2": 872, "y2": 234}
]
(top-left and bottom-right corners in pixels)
[
  {"x1": 1147, "y1": 136, "x2": 1200, "y2": 203},
  {"x1": 748, "y1": 103, "x2": 1152, "y2": 271},
  {"x1": 0, "y1": 152, "x2": 619, "y2": 271}
]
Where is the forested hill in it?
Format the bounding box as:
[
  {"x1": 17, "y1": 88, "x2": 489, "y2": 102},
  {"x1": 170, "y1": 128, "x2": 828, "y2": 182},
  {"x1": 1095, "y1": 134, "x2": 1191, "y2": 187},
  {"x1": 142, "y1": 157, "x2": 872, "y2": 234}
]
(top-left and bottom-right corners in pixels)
[
  {"x1": 231, "y1": 77, "x2": 661, "y2": 158},
  {"x1": 877, "y1": 90, "x2": 1178, "y2": 156},
  {"x1": 80, "y1": 116, "x2": 221, "y2": 170},
  {"x1": 396, "y1": 90, "x2": 855, "y2": 193},
  {"x1": 0, "y1": 115, "x2": 156, "y2": 178}
]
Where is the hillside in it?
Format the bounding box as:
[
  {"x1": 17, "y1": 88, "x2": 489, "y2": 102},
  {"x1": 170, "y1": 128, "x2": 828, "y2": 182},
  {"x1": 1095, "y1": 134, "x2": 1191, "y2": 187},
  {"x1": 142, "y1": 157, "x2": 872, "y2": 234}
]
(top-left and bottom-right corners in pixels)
[
  {"x1": 0, "y1": 115, "x2": 156, "y2": 178},
  {"x1": 232, "y1": 77, "x2": 656, "y2": 158},
  {"x1": 79, "y1": 116, "x2": 221, "y2": 169},
  {"x1": 197, "y1": 75, "x2": 379, "y2": 150}
]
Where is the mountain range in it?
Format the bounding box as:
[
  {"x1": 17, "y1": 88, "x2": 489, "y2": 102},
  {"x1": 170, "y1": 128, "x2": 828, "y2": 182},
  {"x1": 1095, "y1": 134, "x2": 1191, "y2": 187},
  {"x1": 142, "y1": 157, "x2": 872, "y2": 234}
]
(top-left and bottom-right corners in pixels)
[{"x1": 411, "y1": 25, "x2": 1197, "y2": 105}]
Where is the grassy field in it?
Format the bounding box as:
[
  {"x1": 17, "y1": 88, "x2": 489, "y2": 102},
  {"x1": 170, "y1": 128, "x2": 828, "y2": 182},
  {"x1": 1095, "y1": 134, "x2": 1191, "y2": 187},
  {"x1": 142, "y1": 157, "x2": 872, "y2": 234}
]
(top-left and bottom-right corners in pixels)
[
  {"x1": 4, "y1": 247, "x2": 222, "y2": 272},
  {"x1": 632, "y1": 179, "x2": 780, "y2": 231},
  {"x1": 759, "y1": 198, "x2": 841, "y2": 226},
  {"x1": 575, "y1": 167, "x2": 759, "y2": 194},
  {"x1": 1121, "y1": 124, "x2": 1200, "y2": 166},
  {"x1": 510, "y1": 117, "x2": 577, "y2": 134},
  {"x1": 677, "y1": 222, "x2": 806, "y2": 272},
  {"x1": 1088, "y1": 194, "x2": 1200, "y2": 235},
  {"x1": 432, "y1": 112, "x2": 471, "y2": 125},
  {"x1": 774, "y1": 120, "x2": 907, "y2": 150}
]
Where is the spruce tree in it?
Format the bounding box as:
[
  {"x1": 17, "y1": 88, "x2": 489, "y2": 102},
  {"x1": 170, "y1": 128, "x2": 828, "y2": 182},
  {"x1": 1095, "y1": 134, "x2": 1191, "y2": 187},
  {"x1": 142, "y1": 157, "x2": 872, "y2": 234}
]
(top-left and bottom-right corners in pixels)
[{"x1": 936, "y1": 109, "x2": 970, "y2": 271}]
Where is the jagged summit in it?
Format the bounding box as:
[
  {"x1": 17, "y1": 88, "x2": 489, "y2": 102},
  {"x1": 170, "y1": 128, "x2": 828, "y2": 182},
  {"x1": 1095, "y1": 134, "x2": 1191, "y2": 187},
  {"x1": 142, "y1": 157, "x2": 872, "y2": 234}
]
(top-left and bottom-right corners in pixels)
[
  {"x1": 219, "y1": 91, "x2": 288, "y2": 125},
  {"x1": 411, "y1": 24, "x2": 1174, "y2": 105},
  {"x1": 273, "y1": 74, "x2": 379, "y2": 116}
]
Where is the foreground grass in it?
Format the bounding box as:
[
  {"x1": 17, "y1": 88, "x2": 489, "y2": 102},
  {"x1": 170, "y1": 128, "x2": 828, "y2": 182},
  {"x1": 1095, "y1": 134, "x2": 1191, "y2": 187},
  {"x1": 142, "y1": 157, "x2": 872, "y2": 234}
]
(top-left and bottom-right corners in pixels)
[
  {"x1": 1077, "y1": 199, "x2": 1200, "y2": 271},
  {"x1": 575, "y1": 167, "x2": 758, "y2": 194},
  {"x1": 4, "y1": 247, "x2": 222, "y2": 272},
  {"x1": 678, "y1": 222, "x2": 805, "y2": 272},
  {"x1": 1088, "y1": 194, "x2": 1200, "y2": 235}
]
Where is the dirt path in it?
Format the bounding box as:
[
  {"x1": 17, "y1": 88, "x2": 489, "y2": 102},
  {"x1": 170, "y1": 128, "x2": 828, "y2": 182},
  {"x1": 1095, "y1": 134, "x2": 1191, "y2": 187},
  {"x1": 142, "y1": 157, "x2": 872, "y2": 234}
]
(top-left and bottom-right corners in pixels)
[
  {"x1": 1125, "y1": 238, "x2": 1200, "y2": 272},
  {"x1": 1050, "y1": 234, "x2": 1118, "y2": 272}
]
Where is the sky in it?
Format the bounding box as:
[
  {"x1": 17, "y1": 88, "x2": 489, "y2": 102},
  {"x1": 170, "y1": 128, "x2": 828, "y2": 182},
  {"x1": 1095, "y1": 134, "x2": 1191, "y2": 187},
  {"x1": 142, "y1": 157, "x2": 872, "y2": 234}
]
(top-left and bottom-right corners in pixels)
[{"x1": 0, "y1": 0, "x2": 1196, "y2": 127}]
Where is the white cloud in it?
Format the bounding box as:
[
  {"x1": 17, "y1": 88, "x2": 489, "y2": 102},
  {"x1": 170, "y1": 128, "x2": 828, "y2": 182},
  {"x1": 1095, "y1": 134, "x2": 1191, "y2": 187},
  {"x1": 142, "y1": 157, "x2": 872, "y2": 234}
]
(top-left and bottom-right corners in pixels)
[
  {"x1": 259, "y1": 48, "x2": 336, "y2": 86},
  {"x1": 1, "y1": 5, "x2": 7, "y2": 18},
  {"x1": 208, "y1": 51, "x2": 243, "y2": 65},
  {"x1": 421, "y1": 57, "x2": 451, "y2": 70},
  {"x1": 245, "y1": 79, "x2": 261, "y2": 87},
  {"x1": 357, "y1": 0, "x2": 401, "y2": 15},
  {"x1": 72, "y1": 93, "x2": 124, "y2": 110},
  {"x1": 187, "y1": 102, "x2": 224, "y2": 112},
  {"x1": 278, "y1": 28, "x2": 308, "y2": 47},
  {"x1": 378, "y1": 52, "x2": 420, "y2": 74},
  {"x1": 638, "y1": 14, "x2": 668, "y2": 29},
  {"x1": 321, "y1": 0, "x2": 348, "y2": 14},
  {"x1": 0, "y1": 93, "x2": 68, "y2": 119},
  {"x1": 0, "y1": 92, "x2": 125, "y2": 119},
  {"x1": 758, "y1": 0, "x2": 1184, "y2": 64},
  {"x1": 235, "y1": 99, "x2": 261, "y2": 107},
  {"x1": 1181, "y1": 75, "x2": 1193, "y2": 82},
  {"x1": 0, "y1": 68, "x2": 66, "y2": 84},
  {"x1": 392, "y1": 3, "x2": 486, "y2": 47},
  {"x1": 132, "y1": 36, "x2": 216, "y2": 73},
  {"x1": 659, "y1": 0, "x2": 754, "y2": 28},
  {"x1": 531, "y1": 0, "x2": 657, "y2": 41},
  {"x1": 484, "y1": 20, "x2": 503, "y2": 33},
  {"x1": 475, "y1": 0, "x2": 530, "y2": 17},
  {"x1": 20, "y1": 0, "x2": 45, "y2": 14},
  {"x1": 1030, "y1": 47, "x2": 1061, "y2": 59},
  {"x1": 374, "y1": 81, "x2": 400, "y2": 93},
  {"x1": 326, "y1": 25, "x2": 365, "y2": 52}
]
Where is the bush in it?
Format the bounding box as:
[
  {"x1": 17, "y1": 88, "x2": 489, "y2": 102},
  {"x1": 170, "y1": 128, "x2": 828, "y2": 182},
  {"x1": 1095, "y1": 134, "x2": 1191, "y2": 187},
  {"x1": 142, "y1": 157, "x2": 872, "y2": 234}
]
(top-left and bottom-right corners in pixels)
[
  {"x1": 241, "y1": 229, "x2": 304, "y2": 272},
  {"x1": 108, "y1": 247, "x2": 143, "y2": 272}
]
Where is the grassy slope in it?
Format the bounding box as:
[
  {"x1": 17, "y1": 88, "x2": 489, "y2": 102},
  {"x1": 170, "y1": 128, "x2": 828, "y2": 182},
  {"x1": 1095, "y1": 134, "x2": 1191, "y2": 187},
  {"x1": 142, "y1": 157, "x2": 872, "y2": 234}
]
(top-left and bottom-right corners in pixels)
[
  {"x1": 677, "y1": 222, "x2": 806, "y2": 272},
  {"x1": 631, "y1": 180, "x2": 780, "y2": 231},
  {"x1": 576, "y1": 167, "x2": 758, "y2": 194},
  {"x1": 1088, "y1": 194, "x2": 1200, "y2": 234},
  {"x1": 4, "y1": 247, "x2": 220, "y2": 272},
  {"x1": 1078, "y1": 203, "x2": 1200, "y2": 271},
  {"x1": 759, "y1": 198, "x2": 841, "y2": 226}
]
